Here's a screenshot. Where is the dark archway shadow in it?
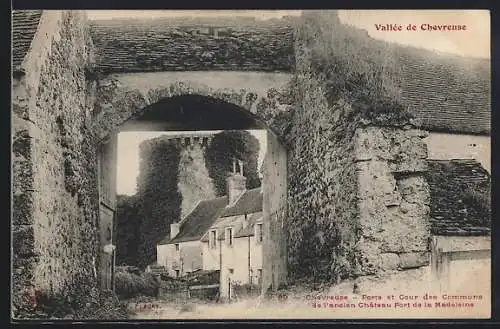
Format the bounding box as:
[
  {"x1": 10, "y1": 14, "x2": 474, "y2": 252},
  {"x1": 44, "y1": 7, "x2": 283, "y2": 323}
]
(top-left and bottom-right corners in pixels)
[{"x1": 120, "y1": 95, "x2": 268, "y2": 132}]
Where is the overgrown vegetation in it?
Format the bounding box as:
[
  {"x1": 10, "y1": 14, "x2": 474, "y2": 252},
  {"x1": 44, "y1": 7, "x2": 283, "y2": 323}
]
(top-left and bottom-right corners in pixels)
[
  {"x1": 297, "y1": 11, "x2": 413, "y2": 126},
  {"x1": 115, "y1": 194, "x2": 141, "y2": 266},
  {"x1": 204, "y1": 130, "x2": 261, "y2": 196},
  {"x1": 136, "y1": 138, "x2": 182, "y2": 269},
  {"x1": 14, "y1": 289, "x2": 129, "y2": 320},
  {"x1": 287, "y1": 11, "x2": 416, "y2": 285},
  {"x1": 115, "y1": 266, "x2": 160, "y2": 300}
]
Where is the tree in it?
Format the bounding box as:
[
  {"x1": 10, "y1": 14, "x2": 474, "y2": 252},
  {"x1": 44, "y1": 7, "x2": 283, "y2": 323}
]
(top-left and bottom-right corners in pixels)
[
  {"x1": 136, "y1": 138, "x2": 182, "y2": 269},
  {"x1": 114, "y1": 194, "x2": 141, "y2": 266},
  {"x1": 204, "y1": 130, "x2": 261, "y2": 196}
]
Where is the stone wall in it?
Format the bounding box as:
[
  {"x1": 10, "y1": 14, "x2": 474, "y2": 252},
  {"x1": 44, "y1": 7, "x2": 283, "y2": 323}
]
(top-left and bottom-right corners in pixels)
[
  {"x1": 91, "y1": 71, "x2": 294, "y2": 141},
  {"x1": 355, "y1": 126, "x2": 430, "y2": 274},
  {"x1": 262, "y1": 130, "x2": 288, "y2": 291},
  {"x1": 285, "y1": 11, "x2": 430, "y2": 284},
  {"x1": 178, "y1": 143, "x2": 217, "y2": 219},
  {"x1": 12, "y1": 11, "x2": 99, "y2": 317}
]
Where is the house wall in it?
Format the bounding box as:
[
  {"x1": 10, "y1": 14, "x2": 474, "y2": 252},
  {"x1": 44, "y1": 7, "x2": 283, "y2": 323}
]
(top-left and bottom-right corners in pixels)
[
  {"x1": 219, "y1": 232, "x2": 263, "y2": 298},
  {"x1": 202, "y1": 240, "x2": 220, "y2": 272},
  {"x1": 199, "y1": 214, "x2": 264, "y2": 299},
  {"x1": 424, "y1": 132, "x2": 490, "y2": 173},
  {"x1": 157, "y1": 240, "x2": 202, "y2": 277}
]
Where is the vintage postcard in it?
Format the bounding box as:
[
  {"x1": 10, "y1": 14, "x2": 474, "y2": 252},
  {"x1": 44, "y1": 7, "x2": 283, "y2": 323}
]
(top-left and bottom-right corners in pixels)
[{"x1": 11, "y1": 9, "x2": 491, "y2": 320}]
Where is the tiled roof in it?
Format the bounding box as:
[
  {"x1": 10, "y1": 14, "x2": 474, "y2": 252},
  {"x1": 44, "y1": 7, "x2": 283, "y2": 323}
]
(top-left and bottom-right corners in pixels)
[
  {"x1": 12, "y1": 10, "x2": 43, "y2": 69},
  {"x1": 396, "y1": 46, "x2": 490, "y2": 135},
  {"x1": 165, "y1": 196, "x2": 228, "y2": 244},
  {"x1": 89, "y1": 18, "x2": 294, "y2": 73},
  {"x1": 88, "y1": 18, "x2": 489, "y2": 135},
  {"x1": 426, "y1": 159, "x2": 491, "y2": 236},
  {"x1": 220, "y1": 187, "x2": 263, "y2": 217},
  {"x1": 166, "y1": 187, "x2": 263, "y2": 244}
]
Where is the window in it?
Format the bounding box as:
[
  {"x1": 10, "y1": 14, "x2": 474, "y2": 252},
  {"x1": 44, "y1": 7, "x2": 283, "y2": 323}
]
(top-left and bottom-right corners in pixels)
[
  {"x1": 175, "y1": 244, "x2": 179, "y2": 252},
  {"x1": 175, "y1": 270, "x2": 180, "y2": 278},
  {"x1": 229, "y1": 268, "x2": 234, "y2": 274},
  {"x1": 255, "y1": 223, "x2": 263, "y2": 243},
  {"x1": 226, "y1": 227, "x2": 233, "y2": 246},
  {"x1": 257, "y1": 269, "x2": 263, "y2": 285},
  {"x1": 210, "y1": 230, "x2": 217, "y2": 249}
]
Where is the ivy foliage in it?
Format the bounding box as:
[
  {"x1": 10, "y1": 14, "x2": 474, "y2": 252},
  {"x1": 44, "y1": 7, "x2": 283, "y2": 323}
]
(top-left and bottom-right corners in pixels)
[
  {"x1": 114, "y1": 194, "x2": 141, "y2": 266},
  {"x1": 135, "y1": 139, "x2": 182, "y2": 269},
  {"x1": 204, "y1": 130, "x2": 261, "y2": 196}
]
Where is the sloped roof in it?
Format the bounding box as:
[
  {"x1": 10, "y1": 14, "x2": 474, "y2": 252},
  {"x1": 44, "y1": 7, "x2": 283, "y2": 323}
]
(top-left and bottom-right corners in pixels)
[
  {"x1": 220, "y1": 187, "x2": 263, "y2": 217},
  {"x1": 88, "y1": 17, "x2": 489, "y2": 135},
  {"x1": 200, "y1": 216, "x2": 240, "y2": 243},
  {"x1": 89, "y1": 18, "x2": 294, "y2": 73},
  {"x1": 426, "y1": 159, "x2": 491, "y2": 236},
  {"x1": 166, "y1": 187, "x2": 263, "y2": 244},
  {"x1": 165, "y1": 196, "x2": 228, "y2": 244},
  {"x1": 396, "y1": 46, "x2": 490, "y2": 135},
  {"x1": 12, "y1": 10, "x2": 43, "y2": 69},
  {"x1": 234, "y1": 212, "x2": 263, "y2": 238}
]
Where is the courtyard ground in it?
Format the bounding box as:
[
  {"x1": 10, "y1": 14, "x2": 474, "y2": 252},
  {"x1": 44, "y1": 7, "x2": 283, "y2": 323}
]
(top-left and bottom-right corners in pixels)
[{"x1": 129, "y1": 264, "x2": 491, "y2": 320}]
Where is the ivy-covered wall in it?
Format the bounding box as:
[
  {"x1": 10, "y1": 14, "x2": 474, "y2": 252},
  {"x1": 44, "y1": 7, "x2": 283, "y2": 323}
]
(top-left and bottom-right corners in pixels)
[
  {"x1": 286, "y1": 11, "x2": 429, "y2": 284},
  {"x1": 136, "y1": 138, "x2": 183, "y2": 269},
  {"x1": 12, "y1": 11, "x2": 100, "y2": 317}
]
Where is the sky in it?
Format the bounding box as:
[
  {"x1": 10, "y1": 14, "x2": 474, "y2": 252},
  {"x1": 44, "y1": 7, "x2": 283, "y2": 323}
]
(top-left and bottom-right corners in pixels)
[{"x1": 103, "y1": 10, "x2": 489, "y2": 195}]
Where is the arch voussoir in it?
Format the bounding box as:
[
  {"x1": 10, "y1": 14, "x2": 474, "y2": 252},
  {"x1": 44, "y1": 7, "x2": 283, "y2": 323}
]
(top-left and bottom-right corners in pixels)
[{"x1": 92, "y1": 77, "x2": 294, "y2": 143}]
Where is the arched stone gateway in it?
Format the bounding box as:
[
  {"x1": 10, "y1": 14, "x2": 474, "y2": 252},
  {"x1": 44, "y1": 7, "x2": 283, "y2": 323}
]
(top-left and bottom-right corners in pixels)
[
  {"x1": 13, "y1": 9, "x2": 491, "y2": 318},
  {"x1": 90, "y1": 73, "x2": 293, "y2": 296},
  {"x1": 90, "y1": 72, "x2": 295, "y2": 143}
]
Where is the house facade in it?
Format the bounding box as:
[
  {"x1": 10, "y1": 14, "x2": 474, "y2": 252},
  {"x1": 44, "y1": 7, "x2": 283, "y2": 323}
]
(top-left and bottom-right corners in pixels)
[
  {"x1": 157, "y1": 160, "x2": 264, "y2": 298},
  {"x1": 200, "y1": 192, "x2": 264, "y2": 299}
]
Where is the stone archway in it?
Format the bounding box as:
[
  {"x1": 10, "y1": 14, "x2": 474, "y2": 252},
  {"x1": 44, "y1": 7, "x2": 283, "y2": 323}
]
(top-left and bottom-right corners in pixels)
[
  {"x1": 90, "y1": 76, "x2": 294, "y2": 294},
  {"x1": 90, "y1": 74, "x2": 295, "y2": 143}
]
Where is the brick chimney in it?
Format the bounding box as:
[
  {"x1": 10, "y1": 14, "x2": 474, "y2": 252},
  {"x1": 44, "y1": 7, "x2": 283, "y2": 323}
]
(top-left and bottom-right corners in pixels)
[
  {"x1": 170, "y1": 223, "x2": 180, "y2": 240},
  {"x1": 226, "y1": 159, "x2": 247, "y2": 205}
]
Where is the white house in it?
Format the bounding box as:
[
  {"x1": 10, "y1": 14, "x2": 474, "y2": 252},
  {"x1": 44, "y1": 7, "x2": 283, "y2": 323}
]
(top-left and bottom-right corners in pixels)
[
  {"x1": 200, "y1": 187, "x2": 264, "y2": 299},
  {"x1": 157, "y1": 159, "x2": 264, "y2": 299}
]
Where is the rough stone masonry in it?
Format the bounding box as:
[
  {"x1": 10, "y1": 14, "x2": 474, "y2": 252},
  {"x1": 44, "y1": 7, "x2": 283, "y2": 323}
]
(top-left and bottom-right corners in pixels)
[{"x1": 12, "y1": 10, "x2": 432, "y2": 317}]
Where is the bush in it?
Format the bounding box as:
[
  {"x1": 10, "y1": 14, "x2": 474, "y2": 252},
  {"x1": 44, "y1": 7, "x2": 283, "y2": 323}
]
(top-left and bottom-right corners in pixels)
[
  {"x1": 232, "y1": 282, "x2": 261, "y2": 299},
  {"x1": 115, "y1": 266, "x2": 160, "y2": 299},
  {"x1": 14, "y1": 289, "x2": 129, "y2": 320}
]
